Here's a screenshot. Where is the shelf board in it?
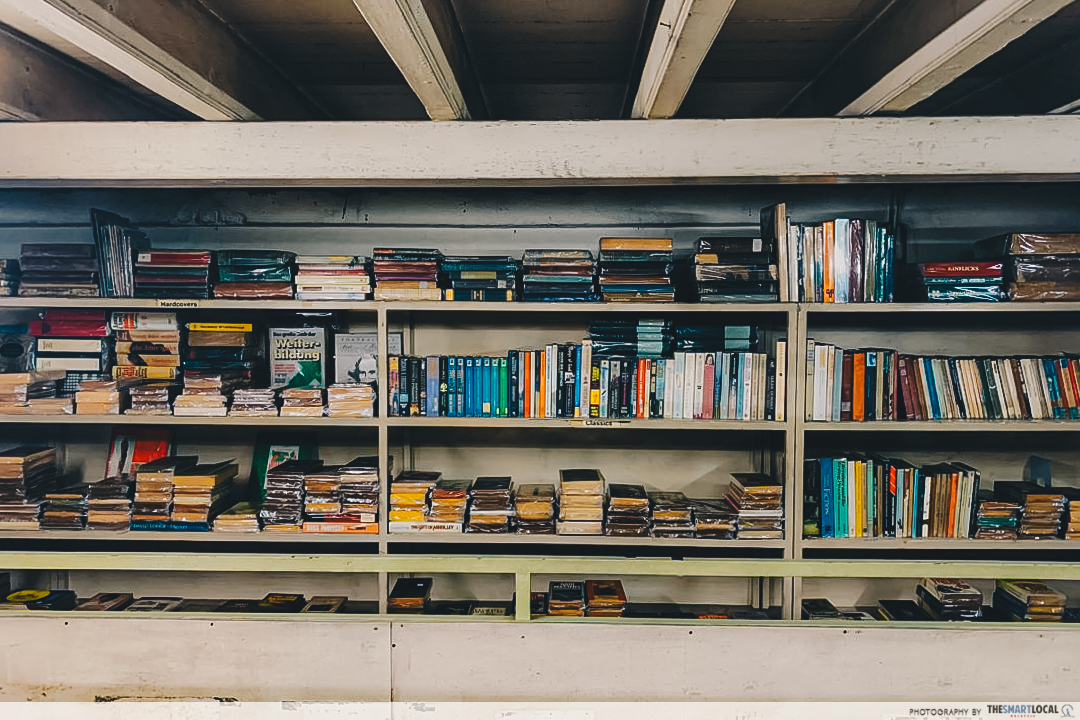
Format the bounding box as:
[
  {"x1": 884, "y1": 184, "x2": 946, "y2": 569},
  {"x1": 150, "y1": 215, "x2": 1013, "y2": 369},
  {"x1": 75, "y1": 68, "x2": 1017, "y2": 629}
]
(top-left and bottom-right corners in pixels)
[
  {"x1": 804, "y1": 420, "x2": 1080, "y2": 432},
  {"x1": 384, "y1": 301, "x2": 795, "y2": 314},
  {"x1": 386, "y1": 417, "x2": 787, "y2": 431},
  {"x1": 386, "y1": 534, "x2": 786, "y2": 549},
  {"x1": 800, "y1": 538, "x2": 1080, "y2": 551},
  {"x1": 802, "y1": 302, "x2": 1080, "y2": 314},
  {"x1": 0, "y1": 297, "x2": 379, "y2": 312},
  {"x1": 0, "y1": 530, "x2": 380, "y2": 543},
  {"x1": 0, "y1": 414, "x2": 379, "y2": 427}
]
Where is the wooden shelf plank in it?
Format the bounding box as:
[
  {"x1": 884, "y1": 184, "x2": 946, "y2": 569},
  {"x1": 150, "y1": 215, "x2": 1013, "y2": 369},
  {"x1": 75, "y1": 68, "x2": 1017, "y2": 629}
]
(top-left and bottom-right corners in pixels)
[
  {"x1": 387, "y1": 417, "x2": 788, "y2": 431},
  {"x1": 800, "y1": 538, "x2": 1080, "y2": 551},
  {"x1": 804, "y1": 421, "x2": 1080, "y2": 432},
  {"x1": 803, "y1": 302, "x2": 1080, "y2": 314},
  {"x1": 0, "y1": 415, "x2": 379, "y2": 427}
]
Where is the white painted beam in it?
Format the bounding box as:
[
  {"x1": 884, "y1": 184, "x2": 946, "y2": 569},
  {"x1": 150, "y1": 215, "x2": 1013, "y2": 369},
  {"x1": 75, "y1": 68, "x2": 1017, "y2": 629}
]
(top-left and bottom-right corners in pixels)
[
  {"x1": 631, "y1": 0, "x2": 737, "y2": 119},
  {"x1": 2, "y1": 117, "x2": 1080, "y2": 187},
  {"x1": 0, "y1": 0, "x2": 323, "y2": 121},
  {"x1": 352, "y1": 0, "x2": 483, "y2": 121}
]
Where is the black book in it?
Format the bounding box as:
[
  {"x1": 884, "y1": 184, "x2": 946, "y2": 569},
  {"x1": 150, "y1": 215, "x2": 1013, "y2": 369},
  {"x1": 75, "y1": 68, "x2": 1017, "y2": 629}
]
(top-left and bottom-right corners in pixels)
[
  {"x1": 214, "y1": 599, "x2": 260, "y2": 612},
  {"x1": 696, "y1": 237, "x2": 773, "y2": 255},
  {"x1": 508, "y1": 351, "x2": 519, "y2": 418},
  {"x1": 878, "y1": 599, "x2": 932, "y2": 622},
  {"x1": 472, "y1": 476, "x2": 512, "y2": 493},
  {"x1": 765, "y1": 356, "x2": 776, "y2": 421},
  {"x1": 396, "y1": 356, "x2": 408, "y2": 417},
  {"x1": 555, "y1": 344, "x2": 566, "y2": 418},
  {"x1": 947, "y1": 359, "x2": 967, "y2": 419},
  {"x1": 25, "y1": 590, "x2": 79, "y2": 611},
  {"x1": 438, "y1": 356, "x2": 449, "y2": 417},
  {"x1": 418, "y1": 357, "x2": 427, "y2": 417},
  {"x1": 428, "y1": 600, "x2": 472, "y2": 615},
  {"x1": 801, "y1": 597, "x2": 841, "y2": 619},
  {"x1": 408, "y1": 356, "x2": 421, "y2": 417},
  {"x1": 548, "y1": 581, "x2": 585, "y2": 605},
  {"x1": 255, "y1": 593, "x2": 307, "y2": 613},
  {"x1": 530, "y1": 591, "x2": 549, "y2": 616},
  {"x1": 388, "y1": 577, "x2": 433, "y2": 606}
]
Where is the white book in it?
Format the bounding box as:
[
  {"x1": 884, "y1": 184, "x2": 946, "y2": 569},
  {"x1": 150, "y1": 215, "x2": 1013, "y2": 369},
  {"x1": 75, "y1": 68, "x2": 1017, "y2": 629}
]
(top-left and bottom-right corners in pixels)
[
  {"x1": 692, "y1": 353, "x2": 706, "y2": 420},
  {"x1": 578, "y1": 339, "x2": 592, "y2": 418},
  {"x1": 663, "y1": 358, "x2": 675, "y2": 420},
  {"x1": 718, "y1": 352, "x2": 729, "y2": 420},
  {"x1": 805, "y1": 340, "x2": 816, "y2": 420},
  {"x1": 599, "y1": 360, "x2": 610, "y2": 418},
  {"x1": 35, "y1": 355, "x2": 101, "y2": 372},
  {"x1": 813, "y1": 343, "x2": 830, "y2": 421},
  {"x1": 1021, "y1": 359, "x2": 1043, "y2": 419},
  {"x1": 547, "y1": 344, "x2": 556, "y2": 419},
  {"x1": 35, "y1": 338, "x2": 104, "y2": 353},
  {"x1": 834, "y1": 219, "x2": 849, "y2": 303},
  {"x1": 824, "y1": 345, "x2": 835, "y2": 421},
  {"x1": 775, "y1": 340, "x2": 787, "y2": 422},
  {"x1": 831, "y1": 346, "x2": 843, "y2": 422},
  {"x1": 672, "y1": 352, "x2": 685, "y2": 420},
  {"x1": 742, "y1": 352, "x2": 753, "y2": 421},
  {"x1": 682, "y1": 353, "x2": 695, "y2": 421},
  {"x1": 755, "y1": 353, "x2": 766, "y2": 421}
]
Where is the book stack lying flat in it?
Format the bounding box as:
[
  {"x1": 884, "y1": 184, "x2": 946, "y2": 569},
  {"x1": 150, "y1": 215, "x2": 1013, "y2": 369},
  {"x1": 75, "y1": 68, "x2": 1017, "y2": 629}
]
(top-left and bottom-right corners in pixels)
[
  {"x1": 294, "y1": 255, "x2": 371, "y2": 301},
  {"x1": 548, "y1": 581, "x2": 586, "y2": 616},
  {"x1": 975, "y1": 232, "x2": 1080, "y2": 302},
  {"x1": 588, "y1": 318, "x2": 673, "y2": 359},
  {"x1": 259, "y1": 459, "x2": 323, "y2": 532},
  {"x1": 32, "y1": 310, "x2": 111, "y2": 383},
  {"x1": 585, "y1": 579, "x2": 627, "y2": 617},
  {"x1": 917, "y1": 261, "x2": 1004, "y2": 302},
  {"x1": 915, "y1": 578, "x2": 983, "y2": 620},
  {"x1": 388, "y1": 577, "x2": 433, "y2": 614},
  {"x1": 23, "y1": 589, "x2": 79, "y2": 611},
  {"x1": 173, "y1": 377, "x2": 228, "y2": 417},
  {"x1": 0, "y1": 446, "x2": 57, "y2": 530},
  {"x1": 125, "y1": 596, "x2": 182, "y2": 612},
  {"x1": 514, "y1": 483, "x2": 556, "y2": 534},
  {"x1": 691, "y1": 498, "x2": 738, "y2": 539},
  {"x1": 995, "y1": 481, "x2": 1066, "y2": 539},
  {"x1": 326, "y1": 384, "x2": 375, "y2": 417},
  {"x1": 18, "y1": 243, "x2": 100, "y2": 297},
  {"x1": 300, "y1": 461, "x2": 377, "y2": 534},
  {"x1": 111, "y1": 312, "x2": 179, "y2": 382},
  {"x1": 134, "y1": 249, "x2": 211, "y2": 299},
  {"x1": 75, "y1": 592, "x2": 135, "y2": 611},
  {"x1": 428, "y1": 479, "x2": 470, "y2": 526},
  {"x1": 649, "y1": 491, "x2": 694, "y2": 538},
  {"x1": 214, "y1": 250, "x2": 295, "y2": 299},
  {"x1": 228, "y1": 388, "x2": 278, "y2": 417},
  {"x1": 172, "y1": 461, "x2": 240, "y2": 528},
  {"x1": 725, "y1": 473, "x2": 783, "y2": 539},
  {"x1": 302, "y1": 465, "x2": 341, "y2": 522},
  {"x1": 605, "y1": 484, "x2": 650, "y2": 536},
  {"x1": 372, "y1": 248, "x2": 442, "y2": 301},
  {"x1": 280, "y1": 388, "x2": 325, "y2": 417},
  {"x1": 466, "y1": 477, "x2": 513, "y2": 533},
  {"x1": 557, "y1": 468, "x2": 604, "y2": 535},
  {"x1": 184, "y1": 321, "x2": 258, "y2": 394},
  {"x1": 0, "y1": 371, "x2": 65, "y2": 414},
  {"x1": 441, "y1": 256, "x2": 519, "y2": 301},
  {"x1": 692, "y1": 236, "x2": 779, "y2": 303},
  {"x1": 338, "y1": 455, "x2": 383, "y2": 528},
  {"x1": 388, "y1": 470, "x2": 439, "y2": 527},
  {"x1": 86, "y1": 476, "x2": 133, "y2": 530},
  {"x1": 212, "y1": 501, "x2": 261, "y2": 532},
  {"x1": 75, "y1": 378, "x2": 136, "y2": 415},
  {"x1": 973, "y1": 489, "x2": 1022, "y2": 539},
  {"x1": 1058, "y1": 487, "x2": 1080, "y2": 539},
  {"x1": 125, "y1": 381, "x2": 178, "y2": 415},
  {"x1": 131, "y1": 456, "x2": 198, "y2": 529},
  {"x1": 520, "y1": 249, "x2": 598, "y2": 302},
  {"x1": 598, "y1": 237, "x2": 674, "y2": 303},
  {"x1": 993, "y1": 580, "x2": 1066, "y2": 622},
  {"x1": 40, "y1": 484, "x2": 89, "y2": 529},
  {"x1": 0, "y1": 258, "x2": 19, "y2": 296}
]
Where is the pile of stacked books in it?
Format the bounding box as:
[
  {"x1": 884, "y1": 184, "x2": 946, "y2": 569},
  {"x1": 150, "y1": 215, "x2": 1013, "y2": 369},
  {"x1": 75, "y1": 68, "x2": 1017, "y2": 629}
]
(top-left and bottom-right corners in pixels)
[
  {"x1": 212, "y1": 501, "x2": 260, "y2": 532},
  {"x1": 75, "y1": 379, "x2": 128, "y2": 415},
  {"x1": 302, "y1": 465, "x2": 344, "y2": 527},
  {"x1": 214, "y1": 250, "x2": 295, "y2": 299},
  {"x1": 973, "y1": 489, "x2": 1022, "y2": 539},
  {"x1": 134, "y1": 249, "x2": 212, "y2": 299},
  {"x1": 428, "y1": 479, "x2": 469, "y2": 527},
  {"x1": 39, "y1": 484, "x2": 89, "y2": 529},
  {"x1": 441, "y1": 255, "x2": 519, "y2": 301},
  {"x1": 691, "y1": 498, "x2": 739, "y2": 539},
  {"x1": 588, "y1": 318, "x2": 672, "y2": 359},
  {"x1": 0, "y1": 370, "x2": 65, "y2": 415},
  {"x1": 86, "y1": 475, "x2": 133, "y2": 530},
  {"x1": 131, "y1": 456, "x2": 196, "y2": 529},
  {"x1": 338, "y1": 456, "x2": 382, "y2": 529},
  {"x1": 0, "y1": 258, "x2": 19, "y2": 296},
  {"x1": 597, "y1": 237, "x2": 674, "y2": 303},
  {"x1": 548, "y1": 581, "x2": 586, "y2": 616},
  {"x1": 724, "y1": 473, "x2": 783, "y2": 539},
  {"x1": 604, "y1": 483, "x2": 650, "y2": 536},
  {"x1": 557, "y1": 468, "x2": 604, "y2": 535},
  {"x1": 995, "y1": 481, "x2": 1066, "y2": 539},
  {"x1": 372, "y1": 248, "x2": 442, "y2": 301},
  {"x1": 388, "y1": 577, "x2": 432, "y2": 614},
  {"x1": 993, "y1": 579, "x2": 1066, "y2": 622},
  {"x1": 466, "y1": 477, "x2": 513, "y2": 533},
  {"x1": 916, "y1": 261, "x2": 1004, "y2": 302},
  {"x1": 259, "y1": 459, "x2": 323, "y2": 532},
  {"x1": 173, "y1": 372, "x2": 229, "y2": 417},
  {"x1": 280, "y1": 388, "x2": 324, "y2": 417},
  {"x1": 915, "y1": 578, "x2": 983, "y2": 620},
  {"x1": 648, "y1": 491, "x2": 694, "y2": 538},
  {"x1": 294, "y1": 255, "x2": 372, "y2": 301},
  {"x1": 0, "y1": 446, "x2": 57, "y2": 530},
  {"x1": 184, "y1": 321, "x2": 258, "y2": 389},
  {"x1": 691, "y1": 236, "x2": 779, "y2": 303},
  {"x1": 585, "y1": 579, "x2": 627, "y2": 617},
  {"x1": 112, "y1": 312, "x2": 179, "y2": 381},
  {"x1": 326, "y1": 384, "x2": 375, "y2": 417},
  {"x1": 32, "y1": 310, "x2": 111, "y2": 392},
  {"x1": 1059, "y1": 488, "x2": 1080, "y2": 539},
  {"x1": 513, "y1": 483, "x2": 556, "y2": 534},
  {"x1": 520, "y1": 249, "x2": 597, "y2": 302},
  {"x1": 18, "y1": 243, "x2": 100, "y2": 297},
  {"x1": 171, "y1": 461, "x2": 240, "y2": 528},
  {"x1": 229, "y1": 388, "x2": 278, "y2": 417},
  {"x1": 388, "y1": 470, "x2": 439, "y2": 527},
  {"x1": 975, "y1": 232, "x2": 1080, "y2": 302}
]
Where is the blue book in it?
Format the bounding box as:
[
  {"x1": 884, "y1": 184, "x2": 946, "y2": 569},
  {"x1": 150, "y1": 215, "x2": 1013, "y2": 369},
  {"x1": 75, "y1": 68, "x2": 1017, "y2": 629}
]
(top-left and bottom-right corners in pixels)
[
  {"x1": 735, "y1": 353, "x2": 745, "y2": 420},
  {"x1": 455, "y1": 357, "x2": 465, "y2": 417},
  {"x1": 1042, "y1": 358, "x2": 1061, "y2": 419},
  {"x1": 482, "y1": 357, "x2": 493, "y2": 417},
  {"x1": 656, "y1": 358, "x2": 666, "y2": 419},
  {"x1": 573, "y1": 345, "x2": 582, "y2": 418},
  {"x1": 923, "y1": 357, "x2": 941, "y2": 420},
  {"x1": 426, "y1": 356, "x2": 440, "y2": 418},
  {"x1": 711, "y1": 352, "x2": 722, "y2": 420},
  {"x1": 452, "y1": 356, "x2": 462, "y2": 417},
  {"x1": 465, "y1": 357, "x2": 476, "y2": 417},
  {"x1": 820, "y1": 458, "x2": 834, "y2": 538},
  {"x1": 834, "y1": 459, "x2": 848, "y2": 538}
]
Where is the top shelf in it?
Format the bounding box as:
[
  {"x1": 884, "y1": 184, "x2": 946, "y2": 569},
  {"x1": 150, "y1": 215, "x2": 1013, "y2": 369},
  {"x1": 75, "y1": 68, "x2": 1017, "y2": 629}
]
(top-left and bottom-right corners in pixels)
[{"x1": 803, "y1": 302, "x2": 1080, "y2": 314}]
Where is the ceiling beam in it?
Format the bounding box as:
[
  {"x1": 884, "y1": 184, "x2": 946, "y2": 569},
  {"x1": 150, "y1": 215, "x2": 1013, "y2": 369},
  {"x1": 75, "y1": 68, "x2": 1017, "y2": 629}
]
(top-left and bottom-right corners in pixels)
[
  {"x1": 631, "y1": 0, "x2": 736, "y2": 119},
  {"x1": 352, "y1": 0, "x2": 485, "y2": 121},
  {"x1": 0, "y1": 0, "x2": 325, "y2": 120},
  {"x1": 0, "y1": 25, "x2": 168, "y2": 120},
  {"x1": 783, "y1": 0, "x2": 1074, "y2": 117}
]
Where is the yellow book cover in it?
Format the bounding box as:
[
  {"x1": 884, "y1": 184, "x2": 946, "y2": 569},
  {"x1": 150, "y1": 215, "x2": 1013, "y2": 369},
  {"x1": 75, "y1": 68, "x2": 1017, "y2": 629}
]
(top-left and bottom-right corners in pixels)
[{"x1": 187, "y1": 323, "x2": 254, "y2": 332}]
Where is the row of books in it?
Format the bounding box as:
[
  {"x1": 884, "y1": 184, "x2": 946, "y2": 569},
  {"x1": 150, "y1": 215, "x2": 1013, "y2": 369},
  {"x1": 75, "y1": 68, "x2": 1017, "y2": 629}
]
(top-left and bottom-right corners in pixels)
[{"x1": 1, "y1": 588, "x2": 377, "y2": 613}]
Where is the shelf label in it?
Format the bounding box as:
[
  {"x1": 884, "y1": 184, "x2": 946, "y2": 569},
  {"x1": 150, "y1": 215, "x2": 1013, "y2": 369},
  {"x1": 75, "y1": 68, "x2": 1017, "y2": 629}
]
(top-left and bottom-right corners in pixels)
[
  {"x1": 156, "y1": 299, "x2": 202, "y2": 308},
  {"x1": 568, "y1": 419, "x2": 630, "y2": 428}
]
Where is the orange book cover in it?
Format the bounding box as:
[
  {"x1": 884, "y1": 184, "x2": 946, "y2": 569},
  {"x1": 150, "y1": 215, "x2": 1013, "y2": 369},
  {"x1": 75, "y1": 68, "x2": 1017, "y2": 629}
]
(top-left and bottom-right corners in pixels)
[
  {"x1": 523, "y1": 352, "x2": 532, "y2": 418},
  {"x1": 599, "y1": 237, "x2": 673, "y2": 252},
  {"x1": 539, "y1": 350, "x2": 547, "y2": 418},
  {"x1": 823, "y1": 221, "x2": 835, "y2": 303},
  {"x1": 852, "y1": 352, "x2": 866, "y2": 421},
  {"x1": 637, "y1": 359, "x2": 647, "y2": 419},
  {"x1": 947, "y1": 472, "x2": 959, "y2": 538}
]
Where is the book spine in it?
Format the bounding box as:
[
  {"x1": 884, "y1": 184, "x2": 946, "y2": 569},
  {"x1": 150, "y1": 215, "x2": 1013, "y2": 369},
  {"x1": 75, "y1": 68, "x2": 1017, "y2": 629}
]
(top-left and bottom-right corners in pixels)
[
  {"x1": 555, "y1": 344, "x2": 566, "y2": 418},
  {"x1": 672, "y1": 352, "x2": 685, "y2": 420},
  {"x1": 388, "y1": 356, "x2": 400, "y2": 417},
  {"x1": 864, "y1": 351, "x2": 877, "y2": 421},
  {"x1": 820, "y1": 458, "x2": 834, "y2": 538},
  {"x1": 509, "y1": 351, "x2": 519, "y2": 418},
  {"x1": 498, "y1": 357, "x2": 509, "y2": 418},
  {"x1": 427, "y1": 356, "x2": 440, "y2": 418},
  {"x1": 765, "y1": 356, "x2": 776, "y2": 421},
  {"x1": 774, "y1": 341, "x2": 787, "y2": 423},
  {"x1": 566, "y1": 345, "x2": 577, "y2": 419},
  {"x1": 578, "y1": 341, "x2": 590, "y2": 418}
]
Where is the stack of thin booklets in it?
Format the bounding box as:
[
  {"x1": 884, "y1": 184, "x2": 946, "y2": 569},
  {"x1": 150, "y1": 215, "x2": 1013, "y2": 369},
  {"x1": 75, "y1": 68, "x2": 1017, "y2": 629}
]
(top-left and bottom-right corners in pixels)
[
  {"x1": 134, "y1": 249, "x2": 211, "y2": 299},
  {"x1": 259, "y1": 459, "x2": 323, "y2": 531},
  {"x1": 467, "y1": 477, "x2": 514, "y2": 532},
  {"x1": 279, "y1": 388, "x2": 325, "y2": 417},
  {"x1": 973, "y1": 489, "x2": 1022, "y2": 539},
  {"x1": 131, "y1": 456, "x2": 197, "y2": 529},
  {"x1": 214, "y1": 250, "x2": 295, "y2": 299},
  {"x1": 1057, "y1": 487, "x2": 1080, "y2": 539},
  {"x1": 975, "y1": 232, "x2": 1080, "y2": 302},
  {"x1": 0, "y1": 258, "x2": 19, "y2": 296},
  {"x1": 995, "y1": 481, "x2": 1066, "y2": 539},
  {"x1": 588, "y1": 318, "x2": 672, "y2": 358},
  {"x1": 294, "y1": 255, "x2": 371, "y2": 301},
  {"x1": 0, "y1": 446, "x2": 57, "y2": 530},
  {"x1": 691, "y1": 498, "x2": 738, "y2": 539},
  {"x1": 724, "y1": 473, "x2": 783, "y2": 539},
  {"x1": 171, "y1": 461, "x2": 240, "y2": 529},
  {"x1": 86, "y1": 475, "x2": 134, "y2": 530},
  {"x1": 40, "y1": 484, "x2": 89, "y2": 530},
  {"x1": 597, "y1": 237, "x2": 674, "y2": 303},
  {"x1": 302, "y1": 465, "x2": 343, "y2": 527},
  {"x1": 993, "y1": 579, "x2": 1066, "y2": 622},
  {"x1": 75, "y1": 592, "x2": 134, "y2": 611},
  {"x1": 557, "y1": 468, "x2": 604, "y2": 535},
  {"x1": 372, "y1": 248, "x2": 442, "y2": 301},
  {"x1": 125, "y1": 381, "x2": 178, "y2": 415},
  {"x1": 0, "y1": 370, "x2": 65, "y2": 414},
  {"x1": 520, "y1": 249, "x2": 597, "y2": 302},
  {"x1": 184, "y1": 321, "x2": 258, "y2": 396},
  {"x1": 326, "y1": 384, "x2": 375, "y2": 417},
  {"x1": 692, "y1": 236, "x2": 779, "y2": 303},
  {"x1": 585, "y1": 579, "x2": 627, "y2": 617},
  {"x1": 441, "y1": 256, "x2": 519, "y2": 301},
  {"x1": 649, "y1": 491, "x2": 694, "y2": 538},
  {"x1": 19, "y1": 243, "x2": 100, "y2": 297},
  {"x1": 339, "y1": 455, "x2": 382, "y2": 529},
  {"x1": 548, "y1": 581, "x2": 586, "y2": 616},
  {"x1": 388, "y1": 577, "x2": 432, "y2": 614},
  {"x1": 917, "y1": 261, "x2": 1004, "y2": 302},
  {"x1": 513, "y1": 483, "x2": 556, "y2": 534},
  {"x1": 212, "y1": 501, "x2": 260, "y2": 532},
  {"x1": 75, "y1": 378, "x2": 137, "y2": 415},
  {"x1": 388, "y1": 469, "x2": 439, "y2": 528},
  {"x1": 428, "y1": 479, "x2": 470, "y2": 526},
  {"x1": 915, "y1": 578, "x2": 982, "y2": 620},
  {"x1": 32, "y1": 310, "x2": 112, "y2": 389},
  {"x1": 91, "y1": 208, "x2": 148, "y2": 298},
  {"x1": 605, "y1": 484, "x2": 650, "y2": 536},
  {"x1": 229, "y1": 388, "x2": 278, "y2": 417}
]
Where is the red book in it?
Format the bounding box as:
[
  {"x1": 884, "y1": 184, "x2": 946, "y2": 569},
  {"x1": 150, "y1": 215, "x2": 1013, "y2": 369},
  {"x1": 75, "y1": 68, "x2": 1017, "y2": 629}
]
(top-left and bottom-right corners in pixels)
[
  {"x1": 29, "y1": 320, "x2": 109, "y2": 338},
  {"x1": 917, "y1": 261, "x2": 1003, "y2": 278},
  {"x1": 852, "y1": 352, "x2": 866, "y2": 421},
  {"x1": 702, "y1": 355, "x2": 715, "y2": 420}
]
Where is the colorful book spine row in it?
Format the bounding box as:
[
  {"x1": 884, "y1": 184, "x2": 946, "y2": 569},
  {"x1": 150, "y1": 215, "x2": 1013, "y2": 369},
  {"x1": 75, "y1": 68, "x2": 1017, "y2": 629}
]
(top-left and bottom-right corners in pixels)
[
  {"x1": 388, "y1": 341, "x2": 786, "y2": 421},
  {"x1": 787, "y1": 219, "x2": 896, "y2": 303},
  {"x1": 806, "y1": 341, "x2": 1080, "y2": 421},
  {"x1": 804, "y1": 457, "x2": 980, "y2": 539}
]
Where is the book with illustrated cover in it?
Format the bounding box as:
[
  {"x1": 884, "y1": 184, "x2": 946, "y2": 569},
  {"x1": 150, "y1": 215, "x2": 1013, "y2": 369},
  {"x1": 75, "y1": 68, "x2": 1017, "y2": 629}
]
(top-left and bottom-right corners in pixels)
[{"x1": 270, "y1": 327, "x2": 326, "y2": 389}]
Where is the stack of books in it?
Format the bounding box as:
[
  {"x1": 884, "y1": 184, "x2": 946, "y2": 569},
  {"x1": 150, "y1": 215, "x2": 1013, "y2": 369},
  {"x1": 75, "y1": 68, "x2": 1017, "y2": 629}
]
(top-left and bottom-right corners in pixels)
[
  {"x1": 691, "y1": 498, "x2": 738, "y2": 539},
  {"x1": 302, "y1": 465, "x2": 343, "y2": 524},
  {"x1": 0, "y1": 370, "x2": 66, "y2": 415},
  {"x1": 228, "y1": 388, "x2": 278, "y2": 417},
  {"x1": 171, "y1": 461, "x2": 240, "y2": 528},
  {"x1": 993, "y1": 580, "x2": 1066, "y2": 622},
  {"x1": 388, "y1": 577, "x2": 433, "y2": 614},
  {"x1": 973, "y1": 490, "x2": 1022, "y2": 539},
  {"x1": 91, "y1": 208, "x2": 148, "y2": 298},
  {"x1": 917, "y1": 261, "x2": 1004, "y2": 302},
  {"x1": 548, "y1": 581, "x2": 586, "y2": 616},
  {"x1": 86, "y1": 476, "x2": 133, "y2": 530},
  {"x1": 975, "y1": 232, "x2": 1080, "y2": 302},
  {"x1": 39, "y1": 484, "x2": 89, "y2": 529},
  {"x1": 372, "y1": 248, "x2": 442, "y2": 301},
  {"x1": 338, "y1": 455, "x2": 382, "y2": 528},
  {"x1": 584, "y1": 579, "x2": 627, "y2": 617},
  {"x1": 0, "y1": 446, "x2": 57, "y2": 530},
  {"x1": 692, "y1": 236, "x2": 779, "y2": 303},
  {"x1": 995, "y1": 481, "x2": 1066, "y2": 539},
  {"x1": 520, "y1": 249, "x2": 597, "y2": 302},
  {"x1": 513, "y1": 483, "x2": 556, "y2": 534},
  {"x1": 428, "y1": 479, "x2": 470, "y2": 526},
  {"x1": 557, "y1": 468, "x2": 604, "y2": 535},
  {"x1": 388, "y1": 470, "x2": 439, "y2": 527},
  {"x1": 597, "y1": 237, "x2": 674, "y2": 303},
  {"x1": 31, "y1": 310, "x2": 111, "y2": 386},
  {"x1": 604, "y1": 484, "x2": 650, "y2": 536},
  {"x1": 466, "y1": 477, "x2": 513, "y2": 533},
  {"x1": 259, "y1": 459, "x2": 323, "y2": 532},
  {"x1": 588, "y1": 318, "x2": 672, "y2": 358},
  {"x1": 279, "y1": 388, "x2": 325, "y2": 417},
  {"x1": 648, "y1": 491, "x2": 694, "y2": 538},
  {"x1": 1058, "y1": 487, "x2": 1080, "y2": 539},
  {"x1": 75, "y1": 592, "x2": 135, "y2": 611},
  {"x1": 112, "y1": 312, "x2": 179, "y2": 380},
  {"x1": 131, "y1": 456, "x2": 197, "y2": 529},
  {"x1": 212, "y1": 501, "x2": 260, "y2": 532},
  {"x1": 294, "y1": 255, "x2": 371, "y2": 301},
  {"x1": 326, "y1": 384, "x2": 375, "y2": 417},
  {"x1": 134, "y1": 249, "x2": 212, "y2": 299},
  {"x1": 0, "y1": 258, "x2": 19, "y2": 296},
  {"x1": 213, "y1": 250, "x2": 295, "y2": 299},
  {"x1": 125, "y1": 381, "x2": 178, "y2": 415},
  {"x1": 173, "y1": 374, "x2": 228, "y2": 417},
  {"x1": 915, "y1": 578, "x2": 983, "y2": 620},
  {"x1": 441, "y1": 256, "x2": 519, "y2": 301},
  {"x1": 75, "y1": 378, "x2": 133, "y2": 415},
  {"x1": 185, "y1": 321, "x2": 258, "y2": 390},
  {"x1": 18, "y1": 243, "x2": 100, "y2": 297},
  {"x1": 724, "y1": 473, "x2": 783, "y2": 539}
]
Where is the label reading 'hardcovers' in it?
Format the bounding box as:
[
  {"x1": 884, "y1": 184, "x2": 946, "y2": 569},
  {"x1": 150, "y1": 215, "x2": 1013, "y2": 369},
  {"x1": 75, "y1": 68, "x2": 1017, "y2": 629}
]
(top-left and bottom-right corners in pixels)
[{"x1": 270, "y1": 327, "x2": 326, "y2": 389}]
